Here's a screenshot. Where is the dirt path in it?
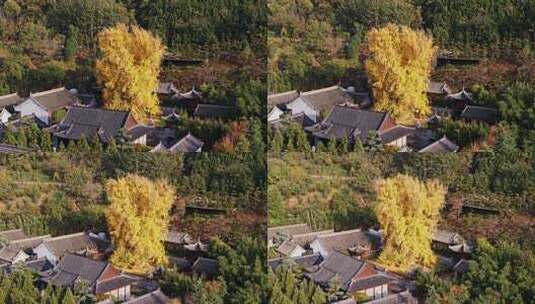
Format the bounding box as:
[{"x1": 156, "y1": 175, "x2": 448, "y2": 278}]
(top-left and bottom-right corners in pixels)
[
  {"x1": 309, "y1": 174, "x2": 355, "y2": 181},
  {"x1": 12, "y1": 181, "x2": 64, "y2": 186}
]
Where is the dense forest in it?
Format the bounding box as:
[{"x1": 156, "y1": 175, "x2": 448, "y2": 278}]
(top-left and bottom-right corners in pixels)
[
  {"x1": 1, "y1": 0, "x2": 266, "y2": 93},
  {"x1": 268, "y1": 0, "x2": 535, "y2": 92},
  {"x1": 0, "y1": 152, "x2": 266, "y2": 243},
  {"x1": 269, "y1": 152, "x2": 535, "y2": 246}
]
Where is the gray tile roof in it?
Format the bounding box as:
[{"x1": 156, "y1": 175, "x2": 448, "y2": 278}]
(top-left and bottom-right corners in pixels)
[
  {"x1": 156, "y1": 82, "x2": 177, "y2": 95},
  {"x1": 446, "y1": 89, "x2": 473, "y2": 102},
  {"x1": 191, "y1": 257, "x2": 219, "y2": 278},
  {"x1": 125, "y1": 124, "x2": 151, "y2": 141},
  {"x1": 300, "y1": 86, "x2": 354, "y2": 112},
  {"x1": 41, "y1": 232, "x2": 104, "y2": 258},
  {"x1": 53, "y1": 106, "x2": 131, "y2": 142},
  {"x1": 276, "y1": 240, "x2": 301, "y2": 256},
  {"x1": 268, "y1": 224, "x2": 312, "y2": 241},
  {"x1": 29, "y1": 87, "x2": 80, "y2": 111},
  {"x1": 453, "y1": 259, "x2": 470, "y2": 275},
  {"x1": 0, "y1": 229, "x2": 28, "y2": 241},
  {"x1": 165, "y1": 231, "x2": 194, "y2": 245},
  {"x1": 308, "y1": 106, "x2": 389, "y2": 142},
  {"x1": 363, "y1": 291, "x2": 418, "y2": 304},
  {"x1": 349, "y1": 274, "x2": 392, "y2": 292},
  {"x1": 126, "y1": 125, "x2": 176, "y2": 147},
  {"x1": 460, "y1": 105, "x2": 498, "y2": 124},
  {"x1": 418, "y1": 136, "x2": 459, "y2": 153},
  {"x1": 313, "y1": 229, "x2": 374, "y2": 256},
  {"x1": 168, "y1": 133, "x2": 204, "y2": 153},
  {"x1": 3, "y1": 258, "x2": 55, "y2": 274},
  {"x1": 268, "y1": 90, "x2": 300, "y2": 109},
  {"x1": 268, "y1": 253, "x2": 323, "y2": 271},
  {"x1": 0, "y1": 93, "x2": 23, "y2": 108},
  {"x1": 124, "y1": 289, "x2": 170, "y2": 304},
  {"x1": 193, "y1": 104, "x2": 234, "y2": 119},
  {"x1": 432, "y1": 230, "x2": 463, "y2": 245},
  {"x1": 292, "y1": 230, "x2": 335, "y2": 247},
  {"x1": 380, "y1": 126, "x2": 415, "y2": 144},
  {"x1": 270, "y1": 112, "x2": 316, "y2": 128},
  {"x1": 177, "y1": 88, "x2": 202, "y2": 100},
  {"x1": 95, "y1": 275, "x2": 137, "y2": 294},
  {"x1": 162, "y1": 112, "x2": 180, "y2": 123},
  {"x1": 0, "y1": 234, "x2": 50, "y2": 262},
  {"x1": 0, "y1": 247, "x2": 25, "y2": 263},
  {"x1": 48, "y1": 253, "x2": 108, "y2": 287},
  {"x1": 307, "y1": 251, "x2": 366, "y2": 290},
  {"x1": 427, "y1": 81, "x2": 451, "y2": 95},
  {"x1": 21, "y1": 258, "x2": 54, "y2": 273}
]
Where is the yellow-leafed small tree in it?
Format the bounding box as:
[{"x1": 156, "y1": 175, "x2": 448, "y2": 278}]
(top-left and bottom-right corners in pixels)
[
  {"x1": 96, "y1": 24, "x2": 164, "y2": 123},
  {"x1": 106, "y1": 174, "x2": 174, "y2": 274},
  {"x1": 374, "y1": 174, "x2": 445, "y2": 271},
  {"x1": 364, "y1": 24, "x2": 436, "y2": 125}
]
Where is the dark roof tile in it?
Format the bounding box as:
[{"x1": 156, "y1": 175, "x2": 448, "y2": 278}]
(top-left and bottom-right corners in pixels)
[
  {"x1": 191, "y1": 257, "x2": 219, "y2": 278},
  {"x1": 30, "y1": 88, "x2": 80, "y2": 111},
  {"x1": 313, "y1": 229, "x2": 375, "y2": 256},
  {"x1": 124, "y1": 289, "x2": 170, "y2": 304},
  {"x1": 53, "y1": 106, "x2": 131, "y2": 142},
  {"x1": 268, "y1": 224, "x2": 312, "y2": 241},
  {"x1": 460, "y1": 105, "x2": 498, "y2": 124},
  {"x1": 268, "y1": 91, "x2": 300, "y2": 109},
  {"x1": 308, "y1": 106, "x2": 389, "y2": 142},
  {"x1": 349, "y1": 275, "x2": 392, "y2": 292},
  {"x1": 48, "y1": 253, "x2": 108, "y2": 287},
  {"x1": 307, "y1": 251, "x2": 366, "y2": 290},
  {"x1": 0, "y1": 229, "x2": 28, "y2": 241},
  {"x1": 41, "y1": 232, "x2": 105, "y2": 258},
  {"x1": 299, "y1": 86, "x2": 353, "y2": 112},
  {"x1": 0, "y1": 93, "x2": 23, "y2": 108},
  {"x1": 268, "y1": 253, "x2": 323, "y2": 271},
  {"x1": 96, "y1": 275, "x2": 137, "y2": 294},
  {"x1": 193, "y1": 104, "x2": 234, "y2": 119}
]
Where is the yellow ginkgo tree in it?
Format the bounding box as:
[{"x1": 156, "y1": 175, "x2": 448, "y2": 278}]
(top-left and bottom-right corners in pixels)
[
  {"x1": 96, "y1": 24, "x2": 164, "y2": 123},
  {"x1": 374, "y1": 174, "x2": 445, "y2": 271},
  {"x1": 364, "y1": 24, "x2": 437, "y2": 125},
  {"x1": 105, "y1": 174, "x2": 175, "y2": 274}
]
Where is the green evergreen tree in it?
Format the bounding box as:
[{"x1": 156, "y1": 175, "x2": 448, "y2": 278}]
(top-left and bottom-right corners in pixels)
[
  {"x1": 339, "y1": 137, "x2": 349, "y2": 153},
  {"x1": 77, "y1": 137, "x2": 90, "y2": 152},
  {"x1": 16, "y1": 129, "x2": 28, "y2": 147},
  {"x1": 285, "y1": 131, "x2": 296, "y2": 152},
  {"x1": 58, "y1": 141, "x2": 66, "y2": 152},
  {"x1": 107, "y1": 139, "x2": 118, "y2": 153},
  {"x1": 352, "y1": 138, "x2": 364, "y2": 153},
  {"x1": 67, "y1": 140, "x2": 78, "y2": 153},
  {"x1": 4, "y1": 129, "x2": 17, "y2": 146},
  {"x1": 61, "y1": 288, "x2": 77, "y2": 304},
  {"x1": 293, "y1": 126, "x2": 310, "y2": 152},
  {"x1": 40, "y1": 131, "x2": 53, "y2": 151},
  {"x1": 90, "y1": 136, "x2": 103, "y2": 152},
  {"x1": 271, "y1": 129, "x2": 284, "y2": 153},
  {"x1": 327, "y1": 138, "x2": 338, "y2": 153},
  {"x1": 315, "y1": 141, "x2": 325, "y2": 152}
]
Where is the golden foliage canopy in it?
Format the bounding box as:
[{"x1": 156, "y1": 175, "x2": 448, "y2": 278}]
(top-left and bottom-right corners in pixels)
[
  {"x1": 364, "y1": 24, "x2": 437, "y2": 125},
  {"x1": 96, "y1": 24, "x2": 164, "y2": 123},
  {"x1": 105, "y1": 174, "x2": 175, "y2": 274},
  {"x1": 374, "y1": 174, "x2": 445, "y2": 271}
]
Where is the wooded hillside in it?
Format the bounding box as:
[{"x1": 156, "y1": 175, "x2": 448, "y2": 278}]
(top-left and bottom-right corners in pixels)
[{"x1": 268, "y1": 0, "x2": 535, "y2": 92}]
